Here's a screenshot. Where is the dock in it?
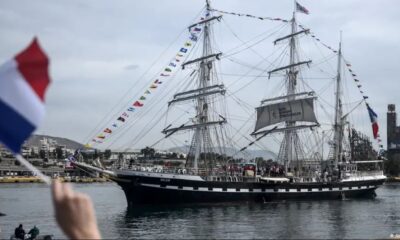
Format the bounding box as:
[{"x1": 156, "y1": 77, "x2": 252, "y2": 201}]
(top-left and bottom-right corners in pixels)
[{"x1": 0, "y1": 176, "x2": 111, "y2": 183}]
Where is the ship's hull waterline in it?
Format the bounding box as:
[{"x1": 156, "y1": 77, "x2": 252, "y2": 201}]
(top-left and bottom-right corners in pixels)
[{"x1": 111, "y1": 171, "x2": 386, "y2": 205}]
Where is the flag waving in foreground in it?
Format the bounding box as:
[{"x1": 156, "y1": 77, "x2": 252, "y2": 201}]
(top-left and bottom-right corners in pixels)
[
  {"x1": 296, "y1": 1, "x2": 309, "y2": 15},
  {"x1": 0, "y1": 38, "x2": 50, "y2": 153},
  {"x1": 367, "y1": 104, "x2": 379, "y2": 139}
]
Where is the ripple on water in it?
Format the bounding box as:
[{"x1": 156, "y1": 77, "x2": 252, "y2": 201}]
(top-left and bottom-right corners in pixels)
[{"x1": 0, "y1": 183, "x2": 399, "y2": 239}]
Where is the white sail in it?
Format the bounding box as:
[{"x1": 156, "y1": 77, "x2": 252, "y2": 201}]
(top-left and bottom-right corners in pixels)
[{"x1": 255, "y1": 97, "x2": 318, "y2": 132}]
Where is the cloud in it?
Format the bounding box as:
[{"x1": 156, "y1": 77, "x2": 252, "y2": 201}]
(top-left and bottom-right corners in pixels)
[
  {"x1": 124, "y1": 64, "x2": 139, "y2": 70},
  {"x1": 1, "y1": 0, "x2": 398, "y2": 153}
]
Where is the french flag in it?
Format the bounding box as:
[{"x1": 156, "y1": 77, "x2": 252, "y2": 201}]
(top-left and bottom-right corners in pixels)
[
  {"x1": 0, "y1": 38, "x2": 50, "y2": 153},
  {"x1": 367, "y1": 104, "x2": 379, "y2": 139}
]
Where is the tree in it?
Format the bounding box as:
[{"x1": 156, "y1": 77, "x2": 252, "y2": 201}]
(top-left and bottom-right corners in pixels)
[
  {"x1": 148, "y1": 148, "x2": 155, "y2": 159},
  {"x1": 385, "y1": 159, "x2": 400, "y2": 176},
  {"x1": 141, "y1": 147, "x2": 155, "y2": 159},
  {"x1": 93, "y1": 149, "x2": 99, "y2": 159},
  {"x1": 104, "y1": 149, "x2": 112, "y2": 160},
  {"x1": 166, "y1": 152, "x2": 178, "y2": 159},
  {"x1": 80, "y1": 151, "x2": 88, "y2": 161},
  {"x1": 55, "y1": 147, "x2": 64, "y2": 160},
  {"x1": 255, "y1": 157, "x2": 265, "y2": 167},
  {"x1": 39, "y1": 149, "x2": 46, "y2": 159},
  {"x1": 30, "y1": 149, "x2": 36, "y2": 158}
]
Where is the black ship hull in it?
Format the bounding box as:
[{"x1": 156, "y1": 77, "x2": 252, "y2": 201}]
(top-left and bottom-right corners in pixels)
[{"x1": 111, "y1": 170, "x2": 386, "y2": 205}]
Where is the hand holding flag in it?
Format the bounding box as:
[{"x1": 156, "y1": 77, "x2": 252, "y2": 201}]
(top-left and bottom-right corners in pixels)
[
  {"x1": 1, "y1": 38, "x2": 101, "y2": 238},
  {"x1": 0, "y1": 38, "x2": 51, "y2": 184}
]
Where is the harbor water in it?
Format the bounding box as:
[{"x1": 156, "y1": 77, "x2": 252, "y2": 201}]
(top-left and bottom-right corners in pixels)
[{"x1": 1, "y1": 182, "x2": 400, "y2": 239}]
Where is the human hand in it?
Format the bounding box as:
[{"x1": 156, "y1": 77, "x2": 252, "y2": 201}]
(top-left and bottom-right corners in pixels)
[{"x1": 52, "y1": 180, "x2": 101, "y2": 239}]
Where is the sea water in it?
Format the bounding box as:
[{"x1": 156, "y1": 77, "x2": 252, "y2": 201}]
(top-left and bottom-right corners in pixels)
[{"x1": 1, "y1": 182, "x2": 400, "y2": 239}]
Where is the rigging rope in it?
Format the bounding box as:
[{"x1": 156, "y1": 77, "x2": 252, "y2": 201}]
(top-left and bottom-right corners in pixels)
[
  {"x1": 342, "y1": 56, "x2": 384, "y2": 151},
  {"x1": 210, "y1": 8, "x2": 289, "y2": 23},
  {"x1": 86, "y1": 13, "x2": 208, "y2": 148},
  {"x1": 298, "y1": 22, "x2": 383, "y2": 152},
  {"x1": 208, "y1": 7, "x2": 381, "y2": 150},
  {"x1": 82, "y1": 8, "x2": 207, "y2": 145}
]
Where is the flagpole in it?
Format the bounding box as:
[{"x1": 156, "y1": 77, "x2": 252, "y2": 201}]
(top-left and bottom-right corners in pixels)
[
  {"x1": 293, "y1": 0, "x2": 296, "y2": 18},
  {"x1": 15, "y1": 154, "x2": 51, "y2": 185}
]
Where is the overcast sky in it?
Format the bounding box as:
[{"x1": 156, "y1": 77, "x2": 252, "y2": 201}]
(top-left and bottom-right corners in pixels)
[{"x1": 1, "y1": 0, "x2": 399, "y2": 153}]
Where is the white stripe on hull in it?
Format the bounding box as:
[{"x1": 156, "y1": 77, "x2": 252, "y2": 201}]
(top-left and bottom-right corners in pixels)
[
  {"x1": 115, "y1": 170, "x2": 204, "y2": 181},
  {"x1": 141, "y1": 183, "x2": 376, "y2": 193}
]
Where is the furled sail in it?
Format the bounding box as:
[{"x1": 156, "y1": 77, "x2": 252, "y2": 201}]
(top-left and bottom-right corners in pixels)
[{"x1": 255, "y1": 97, "x2": 318, "y2": 132}]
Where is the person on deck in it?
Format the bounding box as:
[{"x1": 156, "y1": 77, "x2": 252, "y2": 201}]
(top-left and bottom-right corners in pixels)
[
  {"x1": 14, "y1": 224, "x2": 25, "y2": 240},
  {"x1": 28, "y1": 225, "x2": 40, "y2": 240}
]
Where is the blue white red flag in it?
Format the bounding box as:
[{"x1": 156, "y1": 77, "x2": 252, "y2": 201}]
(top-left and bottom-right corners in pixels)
[
  {"x1": 0, "y1": 38, "x2": 50, "y2": 153},
  {"x1": 367, "y1": 104, "x2": 379, "y2": 139},
  {"x1": 296, "y1": 1, "x2": 309, "y2": 15},
  {"x1": 67, "y1": 155, "x2": 76, "y2": 162}
]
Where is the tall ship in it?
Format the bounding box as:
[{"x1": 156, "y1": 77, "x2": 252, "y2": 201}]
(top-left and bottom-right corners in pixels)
[{"x1": 74, "y1": 1, "x2": 386, "y2": 205}]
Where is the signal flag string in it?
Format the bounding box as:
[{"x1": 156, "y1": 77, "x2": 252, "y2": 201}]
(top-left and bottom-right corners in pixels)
[
  {"x1": 297, "y1": 24, "x2": 383, "y2": 152},
  {"x1": 210, "y1": 8, "x2": 290, "y2": 23}
]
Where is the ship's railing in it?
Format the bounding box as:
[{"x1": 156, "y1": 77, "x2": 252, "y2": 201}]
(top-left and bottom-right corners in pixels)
[
  {"x1": 341, "y1": 170, "x2": 385, "y2": 181},
  {"x1": 124, "y1": 165, "x2": 206, "y2": 175},
  {"x1": 351, "y1": 170, "x2": 384, "y2": 177},
  {"x1": 121, "y1": 164, "x2": 248, "y2": 181}
]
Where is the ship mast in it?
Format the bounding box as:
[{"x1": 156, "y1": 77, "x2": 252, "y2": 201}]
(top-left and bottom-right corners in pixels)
[
  {"x1": 332, "y1": 34, "x2": 343, "y2": 168},
  {"x1": 280, "y1": 3, "x2": 307, "y2": 174},
  {"x1": 254, "y1": 1, "x2": 318, "y2": 175},
  {"x1": 193, "y1": 0, "x2": 213, "y2": 172},
  {"x1": 163, "y1": 0, "x2": 226, "y2": 174},
  {"x1": 285, "y1": 8, "x2": 298, "y2": 173}
]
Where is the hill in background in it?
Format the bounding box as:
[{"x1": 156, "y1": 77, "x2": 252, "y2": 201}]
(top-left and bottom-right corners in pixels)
[
  {"x1": 25, "y1": 135, "x2": 277, "y2": 160},
  {"x1": 26, "y1": 134, "x2": 85, "y2": 149},
  {"x1": 168, "y1": 146, "x2": 277, "y2": 160}
]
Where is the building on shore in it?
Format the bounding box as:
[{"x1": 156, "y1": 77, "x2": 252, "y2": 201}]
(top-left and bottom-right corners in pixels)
[
  {"x1": 387, "y1": 104, "x2": 400, "y2": 161},
  {"x1": 0, "y1": 135, "x2": 191, "y2": 177},
  {"x1": 0, "y1": 158, "x2": 64, "y2": 177}
]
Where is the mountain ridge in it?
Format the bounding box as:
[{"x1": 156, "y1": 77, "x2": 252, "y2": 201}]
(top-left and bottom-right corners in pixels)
[
  {"x1": 25, "y1": 134, "x2": 85, "y2": 149},
  {"x1": 25, "y1": 135, "x2": 277, "y2": 160},
  {"x1": 168, "y1": 146, "x2": 277, "y2": 160}
]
